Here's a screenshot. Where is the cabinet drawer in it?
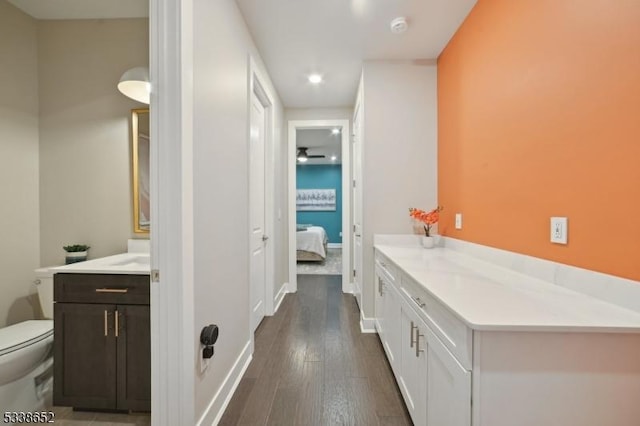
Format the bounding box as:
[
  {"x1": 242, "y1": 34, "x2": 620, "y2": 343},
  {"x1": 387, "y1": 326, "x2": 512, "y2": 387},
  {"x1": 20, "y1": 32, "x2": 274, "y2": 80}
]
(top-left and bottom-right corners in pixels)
[
  {"x1": 54, "y1": 274, "x2": 150, "y2": 305},
  {"x1": 401, "y1": 275, "x2": 472, "y2": 370},
  {"x1": 375, "y1": 252, "x2": 397, "y2": 283}
]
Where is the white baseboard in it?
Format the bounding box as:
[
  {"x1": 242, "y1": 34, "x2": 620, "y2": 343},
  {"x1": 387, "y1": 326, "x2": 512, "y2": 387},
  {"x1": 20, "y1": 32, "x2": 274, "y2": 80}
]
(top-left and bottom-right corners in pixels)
[
  {"x1": 343, "y1": 281, "x2": 355, "y2": 294},
  {"x1": 274, "y1": 283, "x2": 288, "y2": 313},
  {"x1": 197, "y1": 340, "x2": 252, "y2": 426},
  {"x1": 327, "y1": 243, "x2": 342, "y2": 249},
  {"x1": 360, "y1": 315, "x2": 376, "y2": 333}
]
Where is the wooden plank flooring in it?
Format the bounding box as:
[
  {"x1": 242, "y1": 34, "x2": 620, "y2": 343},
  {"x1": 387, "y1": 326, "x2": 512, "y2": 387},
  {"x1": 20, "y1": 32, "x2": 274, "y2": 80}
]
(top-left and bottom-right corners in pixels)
[{"x1": 220, "y1": 274, "x2": 412, "y2": 426}]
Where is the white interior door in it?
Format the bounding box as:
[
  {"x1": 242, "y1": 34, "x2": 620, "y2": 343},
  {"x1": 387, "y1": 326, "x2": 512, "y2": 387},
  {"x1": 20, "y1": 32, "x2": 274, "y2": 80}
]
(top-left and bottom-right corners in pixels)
[
  {"x1": 352, "y1": 103, "x2": 363, "y2": 307},
  {"x1": 250, "y1": 92, "x2": 266, "y2": 332}
]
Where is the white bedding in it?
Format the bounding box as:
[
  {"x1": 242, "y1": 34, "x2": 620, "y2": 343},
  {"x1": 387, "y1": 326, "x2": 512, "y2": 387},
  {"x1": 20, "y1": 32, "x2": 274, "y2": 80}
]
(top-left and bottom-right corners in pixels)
[{"x1": 296, "y1": 226, "x2": 328, "y2": 258}]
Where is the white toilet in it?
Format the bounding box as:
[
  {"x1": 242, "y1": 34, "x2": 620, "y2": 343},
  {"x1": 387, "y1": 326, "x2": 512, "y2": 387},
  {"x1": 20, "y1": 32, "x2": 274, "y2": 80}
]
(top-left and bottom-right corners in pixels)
[{"x1": 0, "y1": 268, "x2": 55, "y2": 412}]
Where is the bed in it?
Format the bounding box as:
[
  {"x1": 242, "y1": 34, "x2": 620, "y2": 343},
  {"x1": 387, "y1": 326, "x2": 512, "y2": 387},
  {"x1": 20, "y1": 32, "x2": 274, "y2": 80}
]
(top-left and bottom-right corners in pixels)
[{"x1": 296, "y1": 226, "x2": 328, "y2": 262}]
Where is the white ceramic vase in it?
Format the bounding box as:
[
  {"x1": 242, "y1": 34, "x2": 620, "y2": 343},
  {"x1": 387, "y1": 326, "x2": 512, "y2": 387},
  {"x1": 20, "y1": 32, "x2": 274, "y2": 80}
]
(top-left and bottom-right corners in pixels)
[{"x1": 421, "y1": 236, "x2": 435, "y2": 249}]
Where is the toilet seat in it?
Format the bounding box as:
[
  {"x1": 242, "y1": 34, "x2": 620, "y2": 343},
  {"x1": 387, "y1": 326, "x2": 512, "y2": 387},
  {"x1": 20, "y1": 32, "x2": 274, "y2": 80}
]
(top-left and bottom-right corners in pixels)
[{"x1": 0, "y1": 320, "x2": 53, "y2": 357}]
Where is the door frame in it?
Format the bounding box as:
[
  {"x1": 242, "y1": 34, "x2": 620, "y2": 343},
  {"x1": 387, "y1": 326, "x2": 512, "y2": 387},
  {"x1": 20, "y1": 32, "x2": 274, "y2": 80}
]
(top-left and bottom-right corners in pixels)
[
  {"x1": 248, "y1": 56, "x2": 276, "y2": 320},
  {"x1": 287, "y1": 119, "x2": 352, "y2": 294},
  {"x1": 150, "y1": 0, "x2": 196, "y2": 423}
]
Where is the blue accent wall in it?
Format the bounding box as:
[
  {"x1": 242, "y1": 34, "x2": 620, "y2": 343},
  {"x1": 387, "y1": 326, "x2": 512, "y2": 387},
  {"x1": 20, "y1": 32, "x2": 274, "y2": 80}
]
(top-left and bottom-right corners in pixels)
[{"x1": 296, "y1": 164, "x2": 342, "y2": 243}]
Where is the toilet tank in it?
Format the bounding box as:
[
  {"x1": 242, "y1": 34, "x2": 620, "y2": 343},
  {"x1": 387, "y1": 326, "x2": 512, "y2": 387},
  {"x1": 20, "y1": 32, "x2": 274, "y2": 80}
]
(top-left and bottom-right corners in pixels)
[{"x1": 35, "y1": 268, "x2": 54, "y2": 319}]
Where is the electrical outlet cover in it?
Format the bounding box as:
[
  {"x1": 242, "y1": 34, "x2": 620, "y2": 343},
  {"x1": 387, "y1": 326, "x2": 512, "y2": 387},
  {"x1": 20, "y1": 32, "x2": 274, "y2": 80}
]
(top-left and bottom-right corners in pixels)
[
  {"x1": 550, "y1": 217, "x2": 568, "y2": 244},
  {"x1": 455, "y1": 213, "x2": 463, "y2": 230}
]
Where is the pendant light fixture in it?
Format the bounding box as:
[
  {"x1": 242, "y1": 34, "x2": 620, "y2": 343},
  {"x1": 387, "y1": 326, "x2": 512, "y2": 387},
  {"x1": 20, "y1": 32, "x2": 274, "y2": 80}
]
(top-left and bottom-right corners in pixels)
[{"x1": 117, "y1": 66, "x2": 150, "y2": 104}]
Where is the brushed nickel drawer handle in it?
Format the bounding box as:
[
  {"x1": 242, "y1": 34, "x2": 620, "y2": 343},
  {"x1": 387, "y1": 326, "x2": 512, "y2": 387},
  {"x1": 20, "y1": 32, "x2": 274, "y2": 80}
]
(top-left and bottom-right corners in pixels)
[
  {"x1": 416, "y1": 327, "x2": 425, "y2": 357},
  {"x1": 410, "y1": 321, "x2": 417, "y2": 348},
  {"x1": 104, "y1": 310, "x2": 108, "y2": 337},
  {"x1": 95, "y1": 288, "x2": 129, "y2": 294},
  {"x1": 115, "y1": 310, "x2": 120, "y2": 338},
  {"x1": 411, "y1": 296, "x2": 426, "y2": 308}
]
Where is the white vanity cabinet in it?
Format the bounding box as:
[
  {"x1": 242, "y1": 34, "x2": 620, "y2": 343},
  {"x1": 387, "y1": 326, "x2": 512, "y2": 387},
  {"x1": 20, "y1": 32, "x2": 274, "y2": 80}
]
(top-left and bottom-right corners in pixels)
[
  {"x1": 375, "y1": 250, "x2": 471, "y2": 426},
  {"x1": 373, "y1": 243, "x2": 640, "y2": 426},
  {"x1": 424, "y1": 324, "x2": 471, "y2": 426},
  {"x1": 398, "y1": 303, "x2": 427, "y2": 425},
  {"x1": 374, "y1": 254, "x2": 402, "y2": 371}
]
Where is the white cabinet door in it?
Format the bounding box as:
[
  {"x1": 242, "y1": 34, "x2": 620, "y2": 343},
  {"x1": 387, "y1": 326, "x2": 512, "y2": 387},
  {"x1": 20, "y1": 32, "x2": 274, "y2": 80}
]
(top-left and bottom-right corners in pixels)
[
  {"x1": 426, "y1": 327, "x2": 471, "y2": 426},
  {"x1": 374, "y1": 270, "x2": 385, "y2": 338},
  {"x1": 399, "y1": 305, "x2": 427, "y2": 426},
  {"x1": 383, "y1": 279, "x2": 402, "y2": 372}
]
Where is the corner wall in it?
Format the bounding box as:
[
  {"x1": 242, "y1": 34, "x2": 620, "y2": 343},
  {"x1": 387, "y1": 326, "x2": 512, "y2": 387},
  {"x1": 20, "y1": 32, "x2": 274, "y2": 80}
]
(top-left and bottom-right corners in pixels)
[
  {"x1": 438, "y1": 0, "x2": 640, "y2": 281},
  {"x1": 0, "y1": 1, "x2": 40, "y2": 326},
  {"x1": 362, "y1": 61, "x2": 438, "y2": 318},
  {"x1": 192, "y1": 0, "x2": 285, "y2": 420},
  {"x1": 38, "y1": 19, "x2": 149, "y2": 266}
]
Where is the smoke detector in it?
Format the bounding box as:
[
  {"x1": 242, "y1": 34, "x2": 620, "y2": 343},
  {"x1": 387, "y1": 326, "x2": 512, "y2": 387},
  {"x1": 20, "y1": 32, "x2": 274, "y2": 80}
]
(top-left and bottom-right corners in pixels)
[{"x1": 390, "y1": 17, "x2": 409, "y2": 34}]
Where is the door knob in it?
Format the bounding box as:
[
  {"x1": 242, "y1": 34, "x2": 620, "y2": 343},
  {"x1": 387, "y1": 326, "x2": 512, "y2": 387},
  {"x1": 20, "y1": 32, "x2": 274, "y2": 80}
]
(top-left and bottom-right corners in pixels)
[{"x1": 262, "y1": 235, "x2": 269, "y2": 242}]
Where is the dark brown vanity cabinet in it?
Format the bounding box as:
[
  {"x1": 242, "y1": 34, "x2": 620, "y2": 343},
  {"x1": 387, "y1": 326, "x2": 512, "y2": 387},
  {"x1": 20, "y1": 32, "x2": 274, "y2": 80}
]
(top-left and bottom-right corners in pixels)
[{"x1": 53, "y1": 273, "x2": 151, "y2": 412}]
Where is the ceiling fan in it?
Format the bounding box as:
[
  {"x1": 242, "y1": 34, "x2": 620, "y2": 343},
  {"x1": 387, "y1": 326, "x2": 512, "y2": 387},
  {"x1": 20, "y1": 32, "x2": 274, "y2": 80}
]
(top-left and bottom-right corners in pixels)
[{"x1": 297, "y1": 147, "x2": 325, "y2": 162}]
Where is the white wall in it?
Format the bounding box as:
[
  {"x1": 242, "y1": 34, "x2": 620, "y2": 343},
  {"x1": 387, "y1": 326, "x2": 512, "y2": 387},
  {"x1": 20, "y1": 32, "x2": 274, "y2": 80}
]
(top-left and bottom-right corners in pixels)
[
  {"x1": 361, "y1": 61, "x2": 438, "y2": 318},
  {"x1": 285, "y1": 108, "x2": 353, "y2": 123},
  {"x1": 192, "y1": 0, "x2": 285, "y2": 420},
  {"x1": 0, "y1": 1, "x2": 40, "y2": 327},
  {"x1": 38, "y1": 19, "x2": 149, "y2": 266}
]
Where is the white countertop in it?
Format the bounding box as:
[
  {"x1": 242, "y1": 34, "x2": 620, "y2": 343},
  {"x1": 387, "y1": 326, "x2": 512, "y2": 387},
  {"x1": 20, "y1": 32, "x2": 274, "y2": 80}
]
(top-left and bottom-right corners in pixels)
[
  {"x1": 51, "y1": 252, "x2": 150, "y2": 275},
  {"x1": 375, "y1": 244, "x2": 640, "y2": 332}
]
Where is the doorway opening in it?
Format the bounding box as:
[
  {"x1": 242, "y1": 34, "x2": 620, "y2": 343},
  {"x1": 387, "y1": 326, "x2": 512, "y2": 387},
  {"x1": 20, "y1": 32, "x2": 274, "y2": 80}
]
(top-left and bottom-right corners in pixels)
[{"x1": 288, "y1": 120, "x2": 351, "y2": 294}]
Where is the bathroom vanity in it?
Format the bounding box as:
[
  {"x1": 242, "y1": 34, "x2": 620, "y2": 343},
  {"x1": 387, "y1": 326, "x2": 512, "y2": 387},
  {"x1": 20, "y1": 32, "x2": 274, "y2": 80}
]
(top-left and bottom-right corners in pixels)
[
  {"x1": 51, "y1": 252, "x2": 151, "y2": 412},
  {"x1": 374, "y1": 236, "x2": 640, "y2": 426}
]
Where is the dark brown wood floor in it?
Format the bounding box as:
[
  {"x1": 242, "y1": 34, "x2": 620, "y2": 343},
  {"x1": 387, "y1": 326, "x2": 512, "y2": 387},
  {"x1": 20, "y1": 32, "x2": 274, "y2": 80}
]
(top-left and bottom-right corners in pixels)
[{"x1": 220, "y1": 274, "x2": 412, "y2": 426}]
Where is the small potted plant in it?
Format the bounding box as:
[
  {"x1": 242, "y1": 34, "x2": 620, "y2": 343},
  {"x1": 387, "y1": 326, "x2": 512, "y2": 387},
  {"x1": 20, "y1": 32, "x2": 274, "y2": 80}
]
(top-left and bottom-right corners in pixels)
[
  {"x1": 63, "y1": 244, "x2": 90, "y2": 264},
  {"x1": 409, "y1": 206, "x2": 443, "y2": 248}
]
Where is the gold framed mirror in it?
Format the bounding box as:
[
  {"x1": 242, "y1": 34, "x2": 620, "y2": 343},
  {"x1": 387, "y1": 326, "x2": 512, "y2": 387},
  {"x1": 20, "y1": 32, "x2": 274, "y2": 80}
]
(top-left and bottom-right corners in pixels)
[{"x1": 132, "y1": 108, "x2": 150, "y2": 234}]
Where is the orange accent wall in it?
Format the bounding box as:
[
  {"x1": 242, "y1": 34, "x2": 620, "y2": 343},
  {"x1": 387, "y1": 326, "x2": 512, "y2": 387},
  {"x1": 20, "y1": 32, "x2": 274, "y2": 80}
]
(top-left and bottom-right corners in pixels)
[{"x1": 438, "y1": 0, "x2": 640, "y2": 281}]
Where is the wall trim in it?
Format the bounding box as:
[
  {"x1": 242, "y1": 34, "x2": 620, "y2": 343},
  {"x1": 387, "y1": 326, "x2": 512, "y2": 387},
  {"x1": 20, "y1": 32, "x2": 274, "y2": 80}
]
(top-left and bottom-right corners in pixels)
[
  {"x1": 327, "y1": 243, "x2": 342, "y2": 249},
  {"x1": 360, "y1": 314, "x2": 376, "y2": 333},
  {"x1": 274, "y1": 283, "x2": 288, "y2": 313},
  {"x1": 343, "y1": 281, "x2": 354, "y2": 294},
  {"x1": 288, "y1": 119, "x2": 351, "y2": 295},
  {"x1": 150, "y1": 0, "x2": 196, "y2": 423},
  {"x1": 197, "y1": 340, "x2": 253, "y2": 426}
]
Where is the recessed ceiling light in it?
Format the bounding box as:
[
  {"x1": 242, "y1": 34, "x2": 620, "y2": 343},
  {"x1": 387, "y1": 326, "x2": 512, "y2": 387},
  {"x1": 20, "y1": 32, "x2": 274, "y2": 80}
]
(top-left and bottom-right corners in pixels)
[
  {"x1": 331, "y1": 155, "x2": 337, "y2": 161},
  {"x1": 332, "y1": 128, "x2": 340, "y2": 135},
  {"x1": 308, "y1": 74, "x2": 323, "y2": 84}
]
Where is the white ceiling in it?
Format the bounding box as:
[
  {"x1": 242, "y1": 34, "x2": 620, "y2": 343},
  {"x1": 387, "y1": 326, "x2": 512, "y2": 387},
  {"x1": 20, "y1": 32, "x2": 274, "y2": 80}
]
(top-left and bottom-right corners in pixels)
[
  {"x1": 236, "y1": 0, "x2": 476, "y2": 108},
  {"x1": 297, "y1": 129, "x2": 342, "y2": 165},
  {"x1": 7, "y1": 0, "x2": 148, "y2": 19}
]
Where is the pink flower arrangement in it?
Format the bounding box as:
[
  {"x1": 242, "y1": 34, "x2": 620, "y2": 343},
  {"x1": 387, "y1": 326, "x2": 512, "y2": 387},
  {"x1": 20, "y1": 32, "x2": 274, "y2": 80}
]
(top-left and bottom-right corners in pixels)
[{"x1": 409, "y1": 206, "x2": 443, "y2": 237}]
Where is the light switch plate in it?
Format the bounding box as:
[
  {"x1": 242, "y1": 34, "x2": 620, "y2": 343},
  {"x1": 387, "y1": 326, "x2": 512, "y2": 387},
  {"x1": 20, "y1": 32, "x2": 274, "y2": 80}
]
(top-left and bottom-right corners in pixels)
[
  {"x1": 455, "y1": 213, "x2": 463, "y2": 230},
  {"x1": 550, "y1": 217, "x2": 568, "y2": 244}
]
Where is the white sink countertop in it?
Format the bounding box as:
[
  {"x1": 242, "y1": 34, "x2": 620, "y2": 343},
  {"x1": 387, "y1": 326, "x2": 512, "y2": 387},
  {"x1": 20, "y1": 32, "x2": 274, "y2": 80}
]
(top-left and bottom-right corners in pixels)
[
  {"x1": 51, "y1": 252, "x2": 150, "y2": 275},
  {"x1": 375, "y1": 243, "x2": 640, "y2": 333}
]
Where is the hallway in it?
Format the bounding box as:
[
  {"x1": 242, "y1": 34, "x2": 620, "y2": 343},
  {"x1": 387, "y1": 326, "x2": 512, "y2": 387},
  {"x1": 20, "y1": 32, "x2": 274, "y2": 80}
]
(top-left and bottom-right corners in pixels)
[{"x1": 220, "y1": 275, "x2": 411, "y2": 425}]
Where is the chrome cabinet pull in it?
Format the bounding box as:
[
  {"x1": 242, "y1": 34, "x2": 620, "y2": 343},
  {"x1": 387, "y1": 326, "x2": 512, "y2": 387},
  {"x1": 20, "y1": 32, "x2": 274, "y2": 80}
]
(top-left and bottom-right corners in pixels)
[
  {"x1": 416, "y1": 327, "x2": 425, "y2": 357},
  {"x1": 104, "y1": 310, "x2": 108, "y2": 337},
  {"x1": 410, "y1": 321, "x2": 417, "y2": 348},
  {"x1": 115, "y1": 310, "x2": 120, "y2": 338},
  {"x1": 96, "y1": 288, "x2": 128, "y2": 294},
  {"x1": 411, "y1": 296, "x2": 426, "y2": 308}
]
